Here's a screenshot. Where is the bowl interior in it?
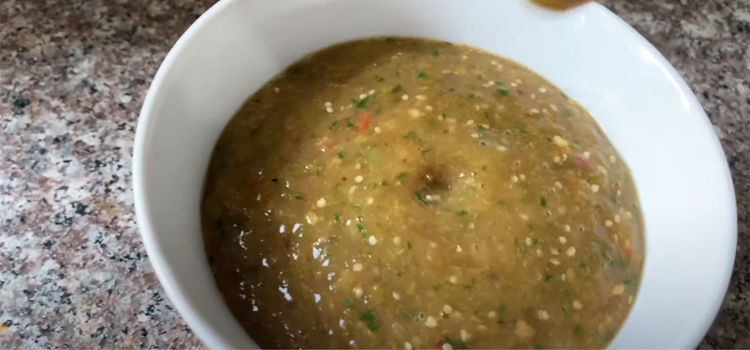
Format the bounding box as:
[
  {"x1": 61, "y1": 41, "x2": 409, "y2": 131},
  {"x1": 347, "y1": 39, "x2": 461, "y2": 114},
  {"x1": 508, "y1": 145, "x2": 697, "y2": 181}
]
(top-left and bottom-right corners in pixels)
[{"x1": 134, "y1": 0, "x2": 736, "y2": 348}]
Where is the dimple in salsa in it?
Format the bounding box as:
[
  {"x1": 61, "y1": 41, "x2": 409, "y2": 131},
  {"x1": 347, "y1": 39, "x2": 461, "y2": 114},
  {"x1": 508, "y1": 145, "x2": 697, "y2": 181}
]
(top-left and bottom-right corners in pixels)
[{"x1": 201, "y1": 37, "x2": 644, "y2": 349}]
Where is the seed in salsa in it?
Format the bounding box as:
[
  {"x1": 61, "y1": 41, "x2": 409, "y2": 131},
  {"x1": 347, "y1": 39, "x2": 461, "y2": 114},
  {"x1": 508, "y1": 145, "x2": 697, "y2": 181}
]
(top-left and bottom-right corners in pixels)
[{"x1": 201, "y1": 36, "x2": 645, "y2": 349}]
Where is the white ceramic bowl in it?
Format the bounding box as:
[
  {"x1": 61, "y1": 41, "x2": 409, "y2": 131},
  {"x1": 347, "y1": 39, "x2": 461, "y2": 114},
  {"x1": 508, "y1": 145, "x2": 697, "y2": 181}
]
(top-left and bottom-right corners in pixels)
[{"x1": 133, "y1": 0, "x2": 737, "y2": 348}]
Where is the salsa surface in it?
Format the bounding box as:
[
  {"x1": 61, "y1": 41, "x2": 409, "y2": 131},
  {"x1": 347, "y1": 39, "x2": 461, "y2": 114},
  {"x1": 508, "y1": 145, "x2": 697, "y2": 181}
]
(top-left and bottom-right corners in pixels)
[{"x1": 201, "y1": 37, "x2": 644, "y2": 349}]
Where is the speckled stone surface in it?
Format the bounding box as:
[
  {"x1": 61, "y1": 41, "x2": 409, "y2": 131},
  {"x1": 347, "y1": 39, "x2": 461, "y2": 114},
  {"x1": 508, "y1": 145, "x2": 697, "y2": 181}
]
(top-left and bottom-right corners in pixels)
[{"x1": 0, "y1": 0, "x2": 747, "y2": 348}]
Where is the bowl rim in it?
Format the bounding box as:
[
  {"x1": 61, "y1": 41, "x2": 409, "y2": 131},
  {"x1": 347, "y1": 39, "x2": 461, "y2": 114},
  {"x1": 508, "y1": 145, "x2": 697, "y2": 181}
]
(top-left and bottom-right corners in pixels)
[{"x1": 133, "y1": 1, "x2": 738, "y2": 348}]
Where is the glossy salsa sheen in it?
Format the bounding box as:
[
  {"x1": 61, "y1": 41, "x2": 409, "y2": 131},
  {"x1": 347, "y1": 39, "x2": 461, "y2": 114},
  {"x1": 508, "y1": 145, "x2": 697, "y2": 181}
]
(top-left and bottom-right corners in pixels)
[{"x1": 201, "y1": 37, "x2": 645, "y2": 349}]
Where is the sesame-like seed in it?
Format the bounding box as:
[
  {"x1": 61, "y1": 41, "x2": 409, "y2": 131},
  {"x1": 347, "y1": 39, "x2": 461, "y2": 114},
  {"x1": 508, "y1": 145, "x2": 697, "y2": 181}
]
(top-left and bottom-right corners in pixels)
[
  {"x1": 612, "y1": 284, "x2": 625, "y2": 295},
  {"x1": 566, "y1": 247, "x2": 576, "y2": 256},
  {"x1": 614, "y1": 214, "x2": 621, "y2": 223},
  {"x1": 393, "y1": 236, "x2": 402, "y2": 245},
  {"x1": 416, "y1": 94, "x2": 427, "y2": 101},
  {"x1": 467, "y1": 120, "x2": 475, "y2": 126},
  {"x1": 511, "y1": 82, "x2": 518, "y2": 87},
  {"x1": 353, "y1": 286, "x2": 363, "y2": 298},
  {"x1": 306, "y1": 212, "x2": 319, "y2": 226},
  {"x1": 348, "y1": 185, "x2": 357, "y2": 195},
  {"x1": 539, "y1": 87, "x2": 547, "y2": 93},
  {"x1": 497, "y1": 145, "x2": 508, "y2": 152},
  {"x1": 625, "y1": 211, "x2": 633, "y2": 219},
  {"x1": 572, "y1": 301, "x2": 583, "y2": 310},
  {"x1": 477, "y1": 325, "x2": 488, "y2": 331},
  {"x1": 353, "y1": 263, "x2": 363, "y2": 271},
  {"x1": 430, "y1": 242, "x2": 438, "y2": 248},
  {"x1": 471, "y1": 132, "x2": 479, "y2": 138},
  {"x1": 609, "y1": 155, "x2": 617, "y2": 163},
  {"x1": 443, "y1": 343, "x2": 453, "y2": 350},
  {"x1": 449, "y1": 275, "x2": 459, "y2": 284},
  {"x1": 491, "y1": 60, "x2": 498, "y2": 65},
  {"x1": 368, "y1": 236, "x2": 378, "y2": 245},
  {"x1": 488, "y1": 311, "x2": 498, "y2": 319},
  {"x1": 324, "y1": 101, "x2": 332, "y2": 107},
  {"x1": 531, "y1": 94, "x2": 536, "y2": 100},
  {"x1": 605, "y1": 220, "x2": 613, "y2": 227},
  {"x1": 538, "y1": 310, "x2": 550, "y2": 321},
  {"x1": 591, "y1": 184, "x2": 600, "y2": 193},
  {"x1": 530, "y1": 108, "x2": 540, "y2": 114},
  {"x1": 326, "y1": 106, "x2": 334, "y2": 113},
  {"x1": 457, "y1": 245, "x2": 463, "y2": 253},
  {"x1": 402, "y1": 94, "x2": 409, "y2": 100},
  {"x1": 274, "y1": 87, "x2": 280, "y2": 93},
  {"x1": 368, "y1": 89, "x2": 375, "y2": 95},
  {"x1": 525, "y1": 237, "x2": 532, "y2": 246},
  {"x1": 536, "y1": 249, "x2": 543, "y2": 257},
  {"x1": 511, "y1": 175, "x2": 519, "y2": 183},
  {"x1": 554, "y1": 181, "x2": 563, "y2": 189},
  {"x1": 443, "y1": 305, "x2": 454, "y2": 314},
  {"x1": 443, "y1": 69, "x2": 453, "y2": 74},
  {"x1": 552, "y1": 135, "x2": 569, "y2": 147},
  {"x1": 460, "y1": 329, "x2": 471, "y2": 342},
  {"x1": 359, "y1": 93, "x2": 368, "y2": 99},
  {"x1": 628, "y1": 295, "x2": 634, "y2": 304},
  {"x1": 519, "y1": 174, "x2": 526, "y2": 181},
  {"x1": 316, "y1": 198, "x2": 327, "y2": 208},
  {"x1": 550, "y1": 259, "x2": 560, "y2": 265},
  {"x1": 374, "y1": 126, "x2": 382, "y2": 134},
  {"x1": 553, "y1": 156, "x2": 561, "y2": 163},
  {"x1": 583, "y1": 151, "x2": 591, "y2": 159},
  {"x1": 563, "y1": 225, "x2": 571, "y2": 232},
  {"x1": 355, "y1": 175, "x2": 363, "y2": 183},
  {"x1": 559, "y1": 236, "x2": 567, "y2": 244},
  {"x1": 425, "y1": 105, "x2": 433, "y2": 112},
  {"x1": 550, "y1": 248, "x2": 560, "y2": 255},
  {"x1": 424, "y1": 316, "x2": 438, "y2": 328},
  {"x1": 405, "y1": 342, "x2": 413, "y2": 350},
  {"x1": 366, "y1": 197, "x2": 374, "y2": 205},
  {"x1": 393, "y1": 291, "x2": 401, "y2": 300}
]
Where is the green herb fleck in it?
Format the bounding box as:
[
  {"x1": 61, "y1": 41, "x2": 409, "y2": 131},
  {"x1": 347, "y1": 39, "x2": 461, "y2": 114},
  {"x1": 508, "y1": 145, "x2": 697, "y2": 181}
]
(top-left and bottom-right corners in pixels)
[
  {"x1": 540, "y1": 198, "x2": 547, "y2": 207},
  {"x1": 497, "y1": 88, "x2": 510, "y2": 96},
  {"x1": 360, "y1": 310, "x2": 379, "y2": 331},
  {"x1": 350, "y1": 204, "x2": 361, "y2": 210},
  {"x1": 413, "y1": 192, "x2": 428, "y2": 207},
  {"x1": 496, "y1": 200, "x2": 506, "y2": 206},
  {"x1": 519, "y1": 128, "x2": 528, "y2": 135},
  {"x1": 392, "y1": 84, "x2": 403, "y2": 93},
  {"x1": 431, "y1": 50, "x2": 440, "y2": 56},
  {"x1": 579, "y1": 262, "x2": 587, "y2": 269},
  {"x1": 468, "y1": 93, "x2": 476, "y2": 98},
  {"x1": 344, "y1": 298, "x2": 356, "y2": 308},
  {"x1": 533, "y1": 345, "x2": 543, "y2": 349},
  {"x1": 329, "y1": 121, "x2": 338, "y2": 130},
  {"x1": 403, "y1": 131, "x2": 417, "y2": 140},
  {"x1": 444, "y1": 336, "x2": 468, "y2": 349},
  {"x1": 563, "y1": 306, "x2": 571, "y2": 318},
  {"x1": 422, "y1": 148, "x2": 431, "y2": 154},
  {"x1": 351, "y1": 96, "x2": 369, "y2": 108},
  {"x1": 456, "y1": 210, "x2": 468, "y2": 217},
  {"x1": 495, "y1": 81, "x2": 504, "y2": 86},
  {"x1": 498, "y1": 306, "x2": 506, "y2": 314},
  {"x1": 543, "y1": 274, "x2": 553, "y2": 282},
  {"x1": 337, "y1": 152, "x2": 344, "y2": 159},
  {"x1": 407, "y1": 241, "x2": 412, "y2": 249},
  {"x1": 481, "y1": 165, "x2": 487, "y2": 172},
  {"x1": 624, "y1": 279, "x2": 631, "y2": 285},
  {"x1": 463, "y1": 284, "x2": 473, "y2": 290},
  {"x1": 396, "y1": 172, "x2": 408, "y2": 180},
  {"x1": 574, "y1": 325, "x2": 582, "y2": 334},
  {"x1": 380, "y1": 180, "x2": 389, "y2": 186},
  {"x1": 546, "y1": 136, "x2": 552, "y2": 142},
  {"x1": 377, "y1": 76, "x2": 385, "y2": 82},
  {"x1": 346, "y1": 120, "x2": 354, "y2": 128},
  {"x1": 416, "y1": 70, "x2": 427, "y2": 79},
  {"x1": 294, "y1": 194, "x2": 304, "y2": 200}
]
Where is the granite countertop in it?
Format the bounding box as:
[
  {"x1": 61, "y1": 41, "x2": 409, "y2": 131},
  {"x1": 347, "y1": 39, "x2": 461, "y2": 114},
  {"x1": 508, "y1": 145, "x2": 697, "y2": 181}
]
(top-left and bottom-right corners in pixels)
[{"x1": 0, "y1": 0, "x2": 747, "y2": 348}]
